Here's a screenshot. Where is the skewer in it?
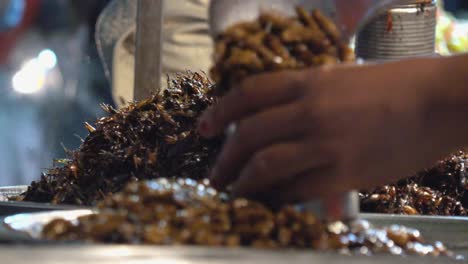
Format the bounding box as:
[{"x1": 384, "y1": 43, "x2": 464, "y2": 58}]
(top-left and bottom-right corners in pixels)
[{"x1": 133, "y1": 0, "x2": 164, "y2": 101}]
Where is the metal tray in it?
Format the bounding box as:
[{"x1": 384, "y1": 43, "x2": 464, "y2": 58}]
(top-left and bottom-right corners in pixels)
[
  {"x1": 0, "y1": 186, "x2": 85, "y2": 217},
  {"x1": 1, "y1": 210, "x2": 467, "y2": 250},
  {"x1": 2, "y1": 209, "x2": 94, "y2": 241},
  {"x1": 1, "y1": 245, "x2": 465, "y2": 264},
  {"x1": 1, "y1": 186, "x2": 467, "y2": 248},
  {"x1": 0, "y1": 210, "x2": 466, "y2": 263},
  {"x1": 0, "y1": 186, "x2": 28, "y2": 202},
  {"x1": 362, "y1": 213, "x2": 468, "y2": 250}
]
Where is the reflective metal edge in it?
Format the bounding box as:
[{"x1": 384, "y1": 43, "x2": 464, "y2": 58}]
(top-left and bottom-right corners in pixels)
[
  {"x1": 356, "y1": 2, "x2": 436, "y2": 60},
  {"x1": 0, "y1": 186, "x2": 28, "y2": 202},
  {"x1": 0, "y1": 245, "x2": 464, "y2": 264},
  {"x1": 1, "y1": 210, "x2": 467, "y2": 250},
  {"x1": 0, "y1": 186, "x2": 87, "y2": 217}
]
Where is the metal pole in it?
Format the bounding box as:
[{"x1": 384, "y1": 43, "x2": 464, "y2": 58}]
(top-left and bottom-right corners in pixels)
[{"x1": 134, "y1": 0, "x2": 164, "y2": 101}]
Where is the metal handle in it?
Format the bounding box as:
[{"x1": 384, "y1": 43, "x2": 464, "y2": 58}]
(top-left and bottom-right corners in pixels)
[
  {"x1": 302, "y1": 191, "x2": 359, "y2": 221},
  {"x1": 323, "y1": 191, "x2": 360, "y2": 221},
  {"x1": 134, "y1": 0, "x2": 164, "y2": 101}
]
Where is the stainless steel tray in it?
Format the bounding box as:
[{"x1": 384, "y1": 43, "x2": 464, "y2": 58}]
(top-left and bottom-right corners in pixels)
[
  {"x1": 0, "y1": 186, "x2": 28, "y2": 202},
  {"x1": 0, "y1": 210, "x2": 466, "y2": 263},
  {"x1": 2, "y1": 209, "x2": 94, "y2": 241},
  {"x1": 0, "y1": 186, "x2": 84, "y2": 216},
  {"x1": 1, "y1": 210, "x2": 468, "y2": 250},
  {"x1": 362, "y1": 213, "x2": 468, "y2": 250},
  {"x1": 1, "y1": 245, "x2": 465, "y2": 264}
]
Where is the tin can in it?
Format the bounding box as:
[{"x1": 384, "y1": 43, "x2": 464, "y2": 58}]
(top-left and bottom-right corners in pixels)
[{"x1": 355, "y1": 0, "x2": 437, "y2": 61}]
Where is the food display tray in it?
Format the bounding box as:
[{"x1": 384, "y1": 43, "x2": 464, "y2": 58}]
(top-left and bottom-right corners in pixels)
[
  {"x1": 362, "y1": 213, "x2": 468, "y2": 250},
  {"x1": 0, "y1": 186, "x2": 84, "y2": 216},
  {"x1": 0, "y1": 186, "x2": 28, "y2": 202},
  {"x1": 0, "y1": 210, "x2": 466, "y2": 263},
  {"x1": 1, "y1": 245, "x2": 466, "y2": 264},
  {"x1": 1, "y1": 210, "x2": 468, "y2": 250}
]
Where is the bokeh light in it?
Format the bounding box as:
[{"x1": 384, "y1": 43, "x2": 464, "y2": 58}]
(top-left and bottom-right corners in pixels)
[
  {"x1": 12, "y1": 49, "x2": 57, "y2": 94},
  {"x1": 38, "y1": 49, "x2": 57, "y2": 70},
  {"x1": 12, "y1": 59, "x2": 46, "y2": 94}
]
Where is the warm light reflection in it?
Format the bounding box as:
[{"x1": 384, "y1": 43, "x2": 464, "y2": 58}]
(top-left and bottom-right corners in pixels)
[
  {"x1": 12, "y1": 59, "x2": 46, "y2": 94},
  {"x1": 38, "y1": 49, "x2": 58, "y2": 70},
  {"x1": 12, "y1": 49, "x2": 58, "y2": 94}
]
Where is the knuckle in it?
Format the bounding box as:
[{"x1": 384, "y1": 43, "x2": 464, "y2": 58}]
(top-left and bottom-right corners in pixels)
[
  {"x1": 289, "y1": 71, "x2": 307, "y2": 96},
  {"x1": 314, "y1": 65, "x2": 330, "y2": 81},
  {"x1": 249, "y1": 151, "x2": 274, "y2": 177},
  {"x1": 233, "y1": 120, "x2": 250, "y2": 144},
  {"x1": 294, "y1": 103, "x2": 315, "y2": 131},
  {"x1": 237, "y1": 79, "x2": 255, "y2": 100},
  {"x1": 233, "y1": 82, "x2": 256, "y2": 112}
]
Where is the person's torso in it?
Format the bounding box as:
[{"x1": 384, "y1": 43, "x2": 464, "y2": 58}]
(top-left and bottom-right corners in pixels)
[
  {"x1": 162, "y1": 0, "x2": 212, "y2": 75},
  {"x1": 112, "y1": 0, "x2": 212, "y2": 106}
]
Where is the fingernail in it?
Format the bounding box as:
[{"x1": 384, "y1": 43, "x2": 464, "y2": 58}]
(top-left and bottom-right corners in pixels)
[
  {"x1": 198, "y1": 119, "x2": 211, "y2": 136},
  {"x1": 200, "y1": 108, "x2": 212, "y2": 122},
  {"x1": 209, "y1": 166, "x2": 219, "y2": 181}
]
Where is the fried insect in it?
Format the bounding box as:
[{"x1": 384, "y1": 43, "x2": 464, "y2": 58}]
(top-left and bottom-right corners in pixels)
[
  {"x1": 41, "y1": 179, "x2": 458, "y2": 259},
  {"x1": 18, "y1": 72, "x2": 222, "y2": 206},
  {"x1": 211, "y1": 7, "x2": 353, "y2": 93},
  {"x1": 360, "y1": 151, "x2": 468, "y2": 216},
  {"x1": 311, "y1": 9, "x2": 341, "y2": 43}
]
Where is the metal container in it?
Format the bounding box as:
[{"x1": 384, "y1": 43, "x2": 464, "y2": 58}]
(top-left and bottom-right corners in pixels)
[
  {"x1": 0, "y1": 186, "x2": 82, "y2": 216},
  {"x1": 355, "y1": 0, "x2": 437, "y2": 61}
]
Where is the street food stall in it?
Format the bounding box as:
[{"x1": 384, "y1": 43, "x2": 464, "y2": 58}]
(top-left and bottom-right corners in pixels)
[{"x1": 0, "y1": 0, "x2": 468, "y2": 263}]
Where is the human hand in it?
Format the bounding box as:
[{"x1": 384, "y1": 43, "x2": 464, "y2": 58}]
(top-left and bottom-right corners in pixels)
[{"x1": 199, "y1": 57, "x2": 461, "y2": 203}]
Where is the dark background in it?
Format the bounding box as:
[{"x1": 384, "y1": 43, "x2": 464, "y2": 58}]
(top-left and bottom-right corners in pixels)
[{"x1": 445, "y1": 0, "x2": 468, "y2": 16}]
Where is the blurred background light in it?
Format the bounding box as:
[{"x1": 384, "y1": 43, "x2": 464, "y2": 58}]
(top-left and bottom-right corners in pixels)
[
  {"x1": 12, "y1": 58, "x2": 45, "y2": 94},
  {"x1": 37, "y1": 49, "x2": 57, "y2": 70},
  {"x1": 0, "y1": 0, "x2": 115, "y2": 187},
  {"x1": 0, "y1": 0, "x2": 25, "y2": 30},
  {"x1": 12, "y1": 48, "x2": 57, "y2": 94}
]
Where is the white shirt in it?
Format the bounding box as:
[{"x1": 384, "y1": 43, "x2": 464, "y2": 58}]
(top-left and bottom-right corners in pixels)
[
  {"x1": 106, "y1": 0, "x2": 334, "y2": 106},
  {"x1": 110, "y1": 0, "x2": 212, "y2": 107}
]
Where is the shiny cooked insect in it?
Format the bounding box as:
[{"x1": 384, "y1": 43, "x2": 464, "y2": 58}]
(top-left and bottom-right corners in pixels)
[
  {"x1": 41, "y1": 178, "x2": 459, "y2": 259},
  {"x1": 360, "y1": 151, "x2": 468, "y2": 216},
  {"x1": 211, "y1": 7, "x2": 355, "y2": 93}
]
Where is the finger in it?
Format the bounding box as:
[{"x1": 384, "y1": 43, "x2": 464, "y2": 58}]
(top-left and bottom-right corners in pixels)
[
  {"x1": 210, "y1": 102, "x2": 310, "y2": 188},
  {"x1": 278, "y1": 167, "x2": 357, "y2": 203},
  {"x1": 229, "y1": 142, "x2": 334, "y2": 198},
  {"x1": 198, "y1": 70, "x2": 306, "y2": 138}
]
